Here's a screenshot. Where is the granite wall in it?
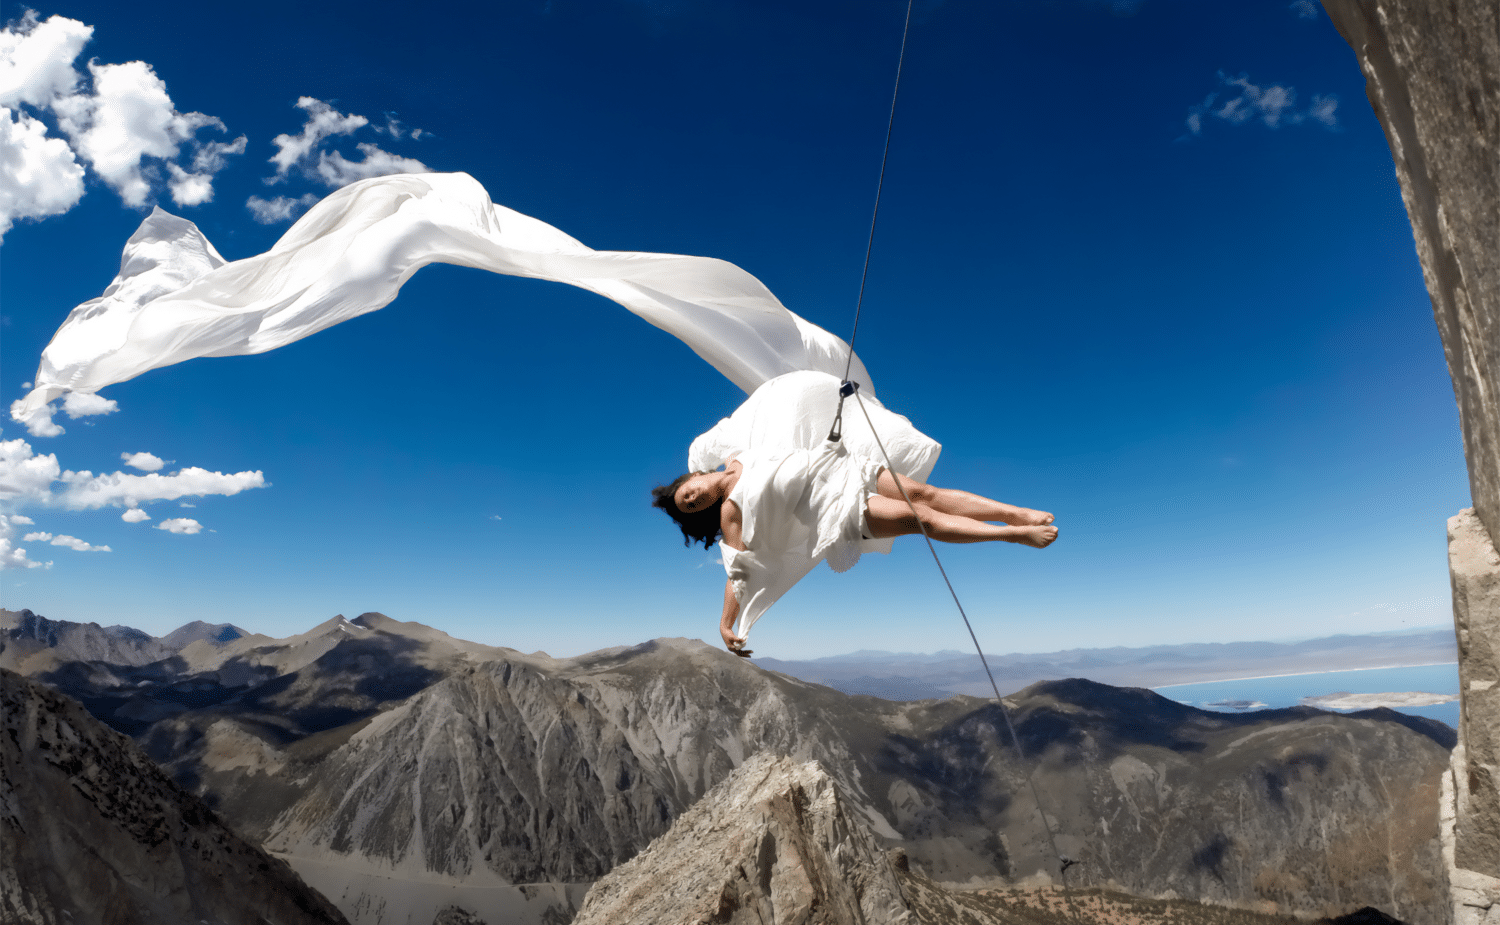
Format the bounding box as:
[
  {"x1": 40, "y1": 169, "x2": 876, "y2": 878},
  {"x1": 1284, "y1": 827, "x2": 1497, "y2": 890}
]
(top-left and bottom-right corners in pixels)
[{"x1": 1322, "y1": 1, "x2": 1500, "y2": 922}]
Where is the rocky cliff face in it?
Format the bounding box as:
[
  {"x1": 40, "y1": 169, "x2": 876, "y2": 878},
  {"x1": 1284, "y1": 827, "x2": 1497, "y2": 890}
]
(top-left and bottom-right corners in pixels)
[
  {"x1": 573, "y1": 752, "x2": 912, "y2": 925},
  {"x1": 1322, "y1": 2, "x2": 1500, "y2": 921},
  {"x1": 1321, "y1": 0, "x2": 1499, "y2": 540},
  {"x1": 0, "y1": 667, "x2": 350, "y2": 925}
]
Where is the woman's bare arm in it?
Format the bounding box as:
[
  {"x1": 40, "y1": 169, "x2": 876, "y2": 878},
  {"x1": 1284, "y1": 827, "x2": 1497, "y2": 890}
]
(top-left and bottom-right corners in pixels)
[
  {"x1": 719, "y1": 579, "x2": 749, "y2": 657},
  {"x1": 719, "y1": 498, "x2": 750, "y2": 656}
]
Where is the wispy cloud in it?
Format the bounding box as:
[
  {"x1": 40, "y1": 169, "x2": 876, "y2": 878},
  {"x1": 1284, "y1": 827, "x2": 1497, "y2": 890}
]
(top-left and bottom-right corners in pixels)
[
  {"x1": 261, "y1": 96, "x2": 430, "y2": 204},
  {"x1": 1183, "y1": 72, "x2": 1338, "y2": 138},
  {"x1": 246, "y1": 192, "x2": 320, "y2": 224},
  {"x1": 23, "y1": 530, "x2": 109, "y2": 552},
  {"x1": 0, "y1": 513, "x2": 49, "y2": 569},
  {"x1": 268, "y1": 97, "x2": 367, "y2": 179},
  {"x1": 1289, "y1": 0, "x2": 1318, "y2": 20},
  {"x1": 315, "y1": 142, "x2": 429, "y2": 187}
]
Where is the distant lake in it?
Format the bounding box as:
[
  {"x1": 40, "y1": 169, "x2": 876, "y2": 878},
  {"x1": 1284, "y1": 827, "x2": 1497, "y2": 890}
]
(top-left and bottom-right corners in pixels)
[{"x1": 1154, "y1": 663, "x2": 1460, "y2": 729}]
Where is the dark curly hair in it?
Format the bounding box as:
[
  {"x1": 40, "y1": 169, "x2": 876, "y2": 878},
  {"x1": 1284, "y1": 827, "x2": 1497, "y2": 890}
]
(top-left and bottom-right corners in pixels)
[{"x1": 651, "y1": 472, "x2": 724, "y2": 549}]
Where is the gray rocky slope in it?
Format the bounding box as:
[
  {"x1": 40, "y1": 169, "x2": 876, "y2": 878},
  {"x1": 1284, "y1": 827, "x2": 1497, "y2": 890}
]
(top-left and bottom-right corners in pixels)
[
  {"x1": 573, "y1": 751, "x2": 912, "y2": 925},
  {"x1": 0, "y1": 667, "x2": 349, "y2": 925},
  {"x1": 21, "y1": 610, "x2": 1452, "y2": 922}
]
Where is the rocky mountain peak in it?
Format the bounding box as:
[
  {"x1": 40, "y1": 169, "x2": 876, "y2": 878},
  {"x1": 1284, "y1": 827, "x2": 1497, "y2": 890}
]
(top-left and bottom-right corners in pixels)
[{"x1": 573, "y1": 751, "x2": 912, "y2": 925}]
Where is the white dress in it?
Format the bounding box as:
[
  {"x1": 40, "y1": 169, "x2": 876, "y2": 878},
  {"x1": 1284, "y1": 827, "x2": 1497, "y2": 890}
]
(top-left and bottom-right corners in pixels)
[
  {"x1": 694, "y1": 370, "x2": 942, "y2": 642},
  {"x1": 721, "y1": 440, "x2": 885, "y2": 641}
]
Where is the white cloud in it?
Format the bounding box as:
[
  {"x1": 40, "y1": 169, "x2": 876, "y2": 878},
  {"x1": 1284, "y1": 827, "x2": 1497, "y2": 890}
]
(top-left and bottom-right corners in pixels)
[
  {"x1": 61, "y1": 391, "x2": 117, "y2": 419},
  {"x1": 1183, "y1": 72, "x2": 1339, "y2": 136},
  {"x1": 121, "y1": 507, "x2": 149, "y2": 523},
  {"x1": 0, "y1": 11, "x2": 240, "y2": 235},
  {"x1": 315, "y1": 142, "x2": 429, "y2": 187},
  {"x1": 56, "y1": 466, "x2": 265, "y2": 510},
  {"x1": 28, "y1": 531, "x2": 109, "y2": 552},
  {"x1": 0, "y1": 436, "x2": 265, "y2": 511},
  {"x1": 269, "y1": 97, "x2": 367, "y2": 179},
  {"x1": 9, "y1": 397, "x2": 63, "y2": 436},
  {"x1": 156, "y1": 517, "x2": 201, "y2": 535},
  {"x1": 178, "y1": 501, "x2": 195, "y2": 508},
  {"x1": 0, "y1": 106, "x2": 84, "y2": 237},
  {"x1": 1217, "y1": 75, "x2": 1297, "y2": 128},
  {"x1": 1307, "y1": 94, "x2": 1338, "y2": 128},
  {"x1": 59, "y1": 59, "x2": 223, "y2": 207},
  {"x1": 120, "y1": 451, "x2": 164, "y2": 471},
  {"x1": 1290, "y1": 0, "x2": 1318, "y2": 19},
  {"x1": 0, "y1": 11, "x2": 90, "y2": 108},
  {"x1": 0, "y1": 513, "x2": 49, "y2": 570},
  {"x1": 266, "y1": 97, "x2": 429, "y2": 192},
  {"x1": 377, "y1": 115, "x2": 428, "y2": 140},
  {"x1": 0, "y1": 437, "x2": 62, "y2": 504},
  {"x1": 246, "y1": 192, "x2": 320, "y2": 224},
  {"x1": 168, "y1": 134, "x2": 247, "y2": 206}
]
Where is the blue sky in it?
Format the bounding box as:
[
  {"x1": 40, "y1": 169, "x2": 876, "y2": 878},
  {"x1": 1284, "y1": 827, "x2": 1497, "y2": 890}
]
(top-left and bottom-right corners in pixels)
[{"x1": 0, "y1": 0, "x2": 1470, "y2": 659}]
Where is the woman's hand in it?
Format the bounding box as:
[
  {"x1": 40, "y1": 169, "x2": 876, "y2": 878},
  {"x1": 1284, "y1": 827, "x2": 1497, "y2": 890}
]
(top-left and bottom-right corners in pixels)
[
  {"x1": 721, "y1": 625, "x2": 752, "y2": 657},
  {"x1": 720, "y1": 578, "x2": 750, "y2": 656}
]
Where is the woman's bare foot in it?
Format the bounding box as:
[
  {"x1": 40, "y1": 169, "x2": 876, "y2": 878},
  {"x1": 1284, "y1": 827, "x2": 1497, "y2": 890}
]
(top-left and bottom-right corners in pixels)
[
  {"x1": 1002, "y1": 506, "x2": 1054, "y2": 527},
  {"x1": 1015, "y1": 525, "x2": 1058, "y2": 548}
]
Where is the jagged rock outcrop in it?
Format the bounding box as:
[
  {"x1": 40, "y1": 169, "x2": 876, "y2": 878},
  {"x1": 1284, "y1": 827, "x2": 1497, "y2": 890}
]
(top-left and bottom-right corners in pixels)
[
  {"x1": 1445, "y1": 510, "x2": 1500, "y2": 920},
  {"x1": 0, "y1": 667, "x2": 350, "y2": 925},
  {"x1": 1322, "y1": 2, "x2": 1500, "y2": 922},
  {"x1": 572, "y1": 752, "x2": 912, "y2": 925}
]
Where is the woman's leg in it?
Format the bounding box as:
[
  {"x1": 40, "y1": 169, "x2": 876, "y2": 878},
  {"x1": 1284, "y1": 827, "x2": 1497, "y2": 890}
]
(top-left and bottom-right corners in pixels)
[
  {"x1": 865, "y1": 494, "x2": 1057, "y2": 547},
  {"x1": 876, "y1": 469, "x2": 1054, "y2": 526}
]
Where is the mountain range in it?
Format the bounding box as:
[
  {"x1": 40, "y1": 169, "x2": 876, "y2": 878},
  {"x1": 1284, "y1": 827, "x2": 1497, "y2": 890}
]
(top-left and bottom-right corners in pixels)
[
  {"x1": 1, "y1": 608, "x2": 1449, "y2": 924},
  {"x1": 756, "y1": 629, "x2": 1457, "y2": 699}
]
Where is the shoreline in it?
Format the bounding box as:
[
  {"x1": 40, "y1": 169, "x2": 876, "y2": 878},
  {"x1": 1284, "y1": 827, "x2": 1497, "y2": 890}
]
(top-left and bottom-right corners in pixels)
[{"x1": 1151, "y1": 661, "x2": 1459, "y2": 691}]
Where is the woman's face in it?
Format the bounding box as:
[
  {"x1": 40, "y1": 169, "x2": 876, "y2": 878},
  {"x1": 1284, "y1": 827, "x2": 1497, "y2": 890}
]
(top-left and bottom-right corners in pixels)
[{"x1": 674, "y1": 473, "x2": 717, "y2": 514}]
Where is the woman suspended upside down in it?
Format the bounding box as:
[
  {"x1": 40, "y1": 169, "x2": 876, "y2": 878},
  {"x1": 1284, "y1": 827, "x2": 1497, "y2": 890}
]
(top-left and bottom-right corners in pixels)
[{"x1": 652, "y1": 440, "x2": 1057, "y2": 657}]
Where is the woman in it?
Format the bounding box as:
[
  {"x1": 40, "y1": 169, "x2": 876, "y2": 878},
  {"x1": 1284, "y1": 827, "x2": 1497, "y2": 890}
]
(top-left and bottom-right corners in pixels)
[{"x1": 652, "y1": 441, "x2": 1057, "y2": 657}]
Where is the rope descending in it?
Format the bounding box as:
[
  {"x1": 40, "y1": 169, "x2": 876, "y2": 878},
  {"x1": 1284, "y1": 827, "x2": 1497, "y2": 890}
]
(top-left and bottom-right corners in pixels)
[{"x1": 832, "y1": 0, "x2": 1086, "y2": 909}]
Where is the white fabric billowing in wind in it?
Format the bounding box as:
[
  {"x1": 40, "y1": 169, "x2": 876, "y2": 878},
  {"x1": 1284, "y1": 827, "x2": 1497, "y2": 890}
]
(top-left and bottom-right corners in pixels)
[
  {"x1": 12, "y1": 171, "x2": 875, "y2": 419},
  {"x1": 13, "y1": 173, "x2": 943, "y2": 639},
  {"x1": 689, "y1": 371, "x2": 940, "y2": 640}
]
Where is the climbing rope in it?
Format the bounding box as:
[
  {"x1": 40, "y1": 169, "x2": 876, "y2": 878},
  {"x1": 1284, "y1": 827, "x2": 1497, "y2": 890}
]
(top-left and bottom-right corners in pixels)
[
  {"x1": 831, "y1": 2, "x2": 1086, "y2": 909},
  {"x1": 848, "y1": 392, "x2": 1080, "y2": 900},
  {"x1": 828, "y1": 0, "x2": 913, "y2": 444}
]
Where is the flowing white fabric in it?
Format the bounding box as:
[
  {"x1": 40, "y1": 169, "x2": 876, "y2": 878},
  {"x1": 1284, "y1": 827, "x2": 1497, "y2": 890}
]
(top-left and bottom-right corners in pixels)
[
  {"x1": 12, "y1": 171, "x2": 875, "y2": 419},
  {"x1": 690, "y1": 371, "x2": 941, "y2": 639},
  {"x1": 13, "y1": 173, "x2": 943, "y2": 638}
]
